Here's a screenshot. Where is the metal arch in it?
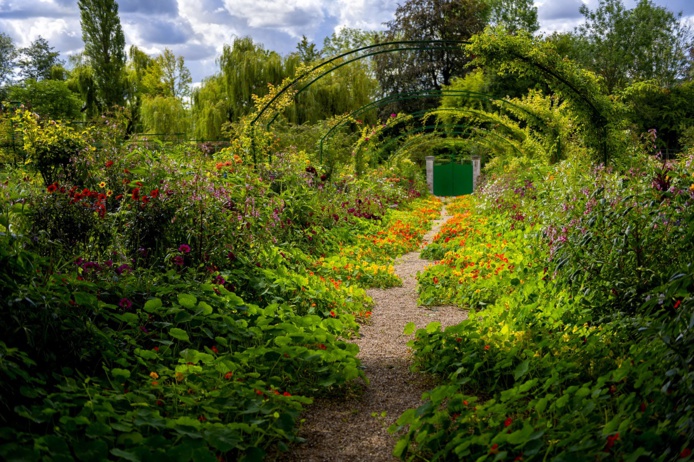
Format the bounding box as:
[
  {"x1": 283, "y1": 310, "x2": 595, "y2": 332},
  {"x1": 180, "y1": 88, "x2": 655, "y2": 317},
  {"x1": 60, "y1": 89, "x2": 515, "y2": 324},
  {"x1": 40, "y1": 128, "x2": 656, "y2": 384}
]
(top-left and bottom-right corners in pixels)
[
  {"x1": 374, "y1": 122, "x2": 525, "y2": 164},
  {"x1": 249, "y1": 39, "x2": 471, "y2": 128},
  {"x1": 318, "y1": 90, "x2": 550, "y2": 162}
]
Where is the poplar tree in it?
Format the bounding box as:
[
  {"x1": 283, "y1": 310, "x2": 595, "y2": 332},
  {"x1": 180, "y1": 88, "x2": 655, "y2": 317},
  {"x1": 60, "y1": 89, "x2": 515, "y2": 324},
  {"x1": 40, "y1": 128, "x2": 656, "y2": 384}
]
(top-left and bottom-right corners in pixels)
[{"x1": 78, "y1": 0, "x2": 126, "y2": 109}]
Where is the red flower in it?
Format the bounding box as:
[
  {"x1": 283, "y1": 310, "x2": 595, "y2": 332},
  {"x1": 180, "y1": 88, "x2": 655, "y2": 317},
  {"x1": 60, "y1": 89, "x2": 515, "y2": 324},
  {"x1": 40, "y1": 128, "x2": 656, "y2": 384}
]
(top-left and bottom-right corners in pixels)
[
  {"x1": 605, "y1": 433, "x2": 620, "y2": 451},
  {"x1": 330, "y1": 310, "x2": 336, "y2": 317},
  {"x1": 150, "y1": 189, "x2": 159, "y2": 198},
  {"x1": 255, "y1": 389, "x2": 263, "y2": 396},
  {"x1": 680, "y1": 448, "x2": 692, "y2": 458},
  {"x1": 640, "y1": 402, "x2": 647, "y2": 412},
  {"x1": 490, "y1": 443, "x2": 499, "y2": 454},
  {"x1": 504, "y1": 417, "x2": 513, "y2": 427},
  {"x1": 484, "y1": 345, "x2": 490, "y2": 351},
  {"x1": 153, "y1": 346, "x2": 159, "y2": 352},
  {"x1": 283, "y1": 391, "x2": 291, "y2": 397},
  {"x1": 224, "y1": 371, "x2": 233, "y2": 380},
  {"x1": 463, "y1": 400, "x2": 469, "y2": 406},
  {"x1": 433, "y1": 276, "x2": 439, "y2": 284},
  {"x1": 47, "y1": 183, "x2": 58, "y2": 193},
  {"x1": 131, "y1": 188, "x2": 140, "y2": 200},
  {"x1": 211, "y1": 346, "x2": 219, "y2": 354},
  {"x1": 105, "y1": 160, "x2": 114, "y2": 168},
  {"x1": 115, "y1": 194, "x2": 123, "y2": 200},
  {"x1": 674, "y1": 299, "x2": 682, "y2": 309}
]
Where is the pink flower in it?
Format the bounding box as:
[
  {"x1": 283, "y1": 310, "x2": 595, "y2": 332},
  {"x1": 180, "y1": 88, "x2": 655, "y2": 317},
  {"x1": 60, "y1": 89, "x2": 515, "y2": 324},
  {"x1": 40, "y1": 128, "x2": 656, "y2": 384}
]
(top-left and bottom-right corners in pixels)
[
  {"x1": 179, "y1": 244, "x2": 191, "y2": 254},
  {"x1": 119, "y1": 298, "x2": 132, "y2": 310}
]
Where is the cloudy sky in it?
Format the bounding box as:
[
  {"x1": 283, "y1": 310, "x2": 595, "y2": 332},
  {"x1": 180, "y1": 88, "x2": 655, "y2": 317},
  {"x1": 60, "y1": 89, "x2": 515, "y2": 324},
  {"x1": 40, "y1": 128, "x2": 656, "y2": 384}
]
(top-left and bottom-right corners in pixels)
[{"x1": 1, "y1": 0, "x2": 693, "y2": 83}]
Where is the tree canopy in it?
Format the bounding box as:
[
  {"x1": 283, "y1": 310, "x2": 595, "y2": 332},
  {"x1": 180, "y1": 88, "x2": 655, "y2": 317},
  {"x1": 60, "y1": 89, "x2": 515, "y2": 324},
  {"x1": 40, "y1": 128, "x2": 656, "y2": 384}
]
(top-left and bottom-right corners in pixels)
[{"x1": 78, "y1": 0, "x2": 127, "y2": 109}]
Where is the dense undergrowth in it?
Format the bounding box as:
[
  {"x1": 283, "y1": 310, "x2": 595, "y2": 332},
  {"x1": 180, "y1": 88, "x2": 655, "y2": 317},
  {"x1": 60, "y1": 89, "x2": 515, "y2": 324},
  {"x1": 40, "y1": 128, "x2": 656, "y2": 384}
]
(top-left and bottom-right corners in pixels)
[
  {"x1": 394, "y1": 153, "x2": 694, "y2": 460},
  {"x1": 0, "y1": 111, "x2": 438, "y2": 461}
]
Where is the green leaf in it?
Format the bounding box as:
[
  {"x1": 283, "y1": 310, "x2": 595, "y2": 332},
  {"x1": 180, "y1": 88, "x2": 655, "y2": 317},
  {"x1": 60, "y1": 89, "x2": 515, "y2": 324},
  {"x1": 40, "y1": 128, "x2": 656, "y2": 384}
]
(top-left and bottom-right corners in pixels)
[
  {"x1": 403, "y1": 322, "x2": 416, "y2": 335},
  {"x1": 110, "y1": 448, "x2": 140, "y2": 462},
  {"x1": 111, "y1": 368, "x2": 131, "y2": 381},
  {"x1": 73, "y1": 440, "x2": 108, "y2": 462},
  {"x1": 169, "y1": 328, "x2": 190, "y2": 342},
  {"x1": 513, "y1": 360, "x2": 530, "y2": 381},
  {"x1": 143, "y1": 298, "x2": 163, "y2": 313},
  {"x1": 425, "y1": 322, "x2": 441, "y2": 334},
  {"x1": 197, "y1": 301, "x2": 213, "y2": 315},
  {"x1": 178, "y1": 293, "x2": 197, "y2": 309}
]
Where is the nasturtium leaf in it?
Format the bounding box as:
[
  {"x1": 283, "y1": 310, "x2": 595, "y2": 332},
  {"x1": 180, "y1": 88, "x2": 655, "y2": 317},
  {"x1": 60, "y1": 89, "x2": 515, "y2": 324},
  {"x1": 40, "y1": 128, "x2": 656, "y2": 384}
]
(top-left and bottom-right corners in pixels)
[
  {"x1": 111, "y1": 368, "x2": 131, "y2": 380},
  {"x1": 425, "y1": 322, "x2": 441, "y2": 334},
  {"x1": 110, "y1": 448, "x2": 140, "y2": 461},
  {"x1": 134, "y1": 348, "x2": 158, "y2": 360},
  {"x1": 197, "y1": 301, "x2": 213, "y2": 315},
  {"x1": 403, "y1": 322, "x2": 417, "y2": 335},
  {"x1": 178, "y1": 293, "x2": 197, "y2": 309},
  {"x1": 169, "y1": 328, "x2": 190, "y2": 342},
  {"x1": 143, "y1": 298, "x2": 163, "y2": 313},
  {"x1": 513, "y1": 360, "x2": 529, "y2": 380}
]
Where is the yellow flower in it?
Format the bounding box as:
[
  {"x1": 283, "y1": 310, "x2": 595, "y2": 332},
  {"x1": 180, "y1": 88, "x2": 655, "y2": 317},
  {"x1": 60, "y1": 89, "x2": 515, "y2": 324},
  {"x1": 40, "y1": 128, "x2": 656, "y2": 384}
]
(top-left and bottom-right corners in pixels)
[
  {"x1": 99, "y1": 181, "x2": 106, "y2": 188},
  {"x1": 106, "y1": 190, "x2": 113, "y2": 197},
  {"x1": 690, "y1": 184, "x2": 694, "y2": 192},
  {"x1": 149, "y1": 371, "x2": 159, "y2": 379}
]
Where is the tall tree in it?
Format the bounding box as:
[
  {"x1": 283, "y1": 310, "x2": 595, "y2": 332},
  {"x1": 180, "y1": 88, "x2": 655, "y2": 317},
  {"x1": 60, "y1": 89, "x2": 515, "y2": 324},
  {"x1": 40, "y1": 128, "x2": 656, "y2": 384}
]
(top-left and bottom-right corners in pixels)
[
  {"x1": 217, "y1": 37, "x2": 290, "y2": 123},
  {"x1": 0, "y1": 32, "x2": 17, "y2": 88},
  {"x1": 155, "y1": 49, "x2": 192, "y2": 100},
  {"x1": 487, "y1": 0, "x2": 539, "y2": 34},
  {"x1": 374, "y1": 0, "x2": 489, "y2": 113},
  {"x1": 17, "y1": 36, "x2": 63, "y2": 82},
  {"x1": 296, "y1": 36, "x2": 322, "y2": 64},
  {"x1": 78, "y1": 0, "x2": 127, "y2": 109},
  {"x1": 576, "y1": 0, "x2": 692, "y2": 93}
]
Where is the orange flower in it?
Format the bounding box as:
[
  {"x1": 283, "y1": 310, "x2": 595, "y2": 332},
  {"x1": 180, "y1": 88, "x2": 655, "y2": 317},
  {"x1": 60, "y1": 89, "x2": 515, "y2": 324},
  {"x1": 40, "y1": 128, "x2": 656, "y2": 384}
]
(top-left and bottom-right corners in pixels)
[
  {"x1": 224, "y1": 371, "x2": 233, "y2": 380},
  {"x1": 149, "y1": 371, "x2": 159, "y2": 379}
]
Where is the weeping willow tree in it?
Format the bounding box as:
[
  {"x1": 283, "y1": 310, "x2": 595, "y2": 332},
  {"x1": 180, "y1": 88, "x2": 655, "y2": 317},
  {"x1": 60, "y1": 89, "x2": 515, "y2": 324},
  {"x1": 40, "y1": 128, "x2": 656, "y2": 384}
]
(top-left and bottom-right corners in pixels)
[
  {"x1": 190, "y1": 75, "x2": 228, "y2": 140},
  {"x1": 139, "y1": 96, "x2": 189, "y2": 138},
  {"x1": 218, "y1": 37, "x2": 293, "y2": 123}
]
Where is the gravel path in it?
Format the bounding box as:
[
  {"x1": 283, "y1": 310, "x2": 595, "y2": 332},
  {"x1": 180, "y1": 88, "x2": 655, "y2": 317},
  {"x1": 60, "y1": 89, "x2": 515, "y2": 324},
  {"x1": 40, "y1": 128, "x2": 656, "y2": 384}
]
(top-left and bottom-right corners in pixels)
[{"x1": 276, "y1": 204, "x2": 467, "y2": 462}]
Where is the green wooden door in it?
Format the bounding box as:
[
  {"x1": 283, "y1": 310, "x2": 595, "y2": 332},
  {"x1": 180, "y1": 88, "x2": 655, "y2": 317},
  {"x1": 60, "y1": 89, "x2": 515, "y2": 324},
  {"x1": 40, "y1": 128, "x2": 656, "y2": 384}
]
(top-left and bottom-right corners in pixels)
[{"x1": 433, "y1": 162, "x2": 473, "y2": 196}]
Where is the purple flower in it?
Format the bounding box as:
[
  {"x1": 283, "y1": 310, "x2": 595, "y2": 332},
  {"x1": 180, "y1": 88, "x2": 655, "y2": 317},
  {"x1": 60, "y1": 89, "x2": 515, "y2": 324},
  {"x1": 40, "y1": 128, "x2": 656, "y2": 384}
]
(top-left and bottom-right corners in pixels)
[
  {"x1": 115, "y1": 264, "x2": 131, "y2": 275},
  {"x1": 178, "y1": 244, "x2": 191, "y2": 254},
  {"x1": 390, "y1": 113, "x2": 397, "y2": 118},
  {"x1": 119, "y1": 298, "x2": 133, "y2": 310}
]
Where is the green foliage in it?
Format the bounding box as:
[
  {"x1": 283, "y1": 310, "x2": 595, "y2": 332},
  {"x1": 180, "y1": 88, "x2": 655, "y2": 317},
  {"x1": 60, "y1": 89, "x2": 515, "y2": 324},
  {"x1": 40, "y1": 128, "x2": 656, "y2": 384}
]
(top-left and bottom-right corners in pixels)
[
  {"x1": 0, "y1": 32, "x2": 16, "y2": 87},
  {"x1": 393, "y1": 146, "x2": 694, "y2": 460},
  {"x1": 486, "y1": 0, "x2": 539, "y2": 34},
  {"x1": 13, "y1": 110, "x2": 88, "y2": 184},
  {"x1": 466, "y1": 28, "x2": 625, "y2": 164},
  {"x1": 374, "y1": 0, "x2": 489, "y2": 113},
  {"x1": 7, "y1": 79, "x2": 82, "y2": 120},
  {"x1": 140, "y1": 95, "x2": 190, "y2": 137},
  {"x1": 78, "y1": 0, "x2": 127, "y2": 109},
  {"x1": 0, "y1": 117, "x2": 434, "y2": 459},
  {"x1": 16, "y1": 36, "x2": 63, "y2": 82},
  {"x1": 576, "y1": 0, "x2": 692, "y2": 93}
]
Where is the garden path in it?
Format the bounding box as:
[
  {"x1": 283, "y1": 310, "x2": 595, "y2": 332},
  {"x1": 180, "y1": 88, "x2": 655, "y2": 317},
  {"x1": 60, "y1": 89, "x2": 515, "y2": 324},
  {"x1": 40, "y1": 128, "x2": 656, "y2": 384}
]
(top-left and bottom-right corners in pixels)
[{"x1": 277, "y1": 203, "x2": 467, "y2": 461}]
